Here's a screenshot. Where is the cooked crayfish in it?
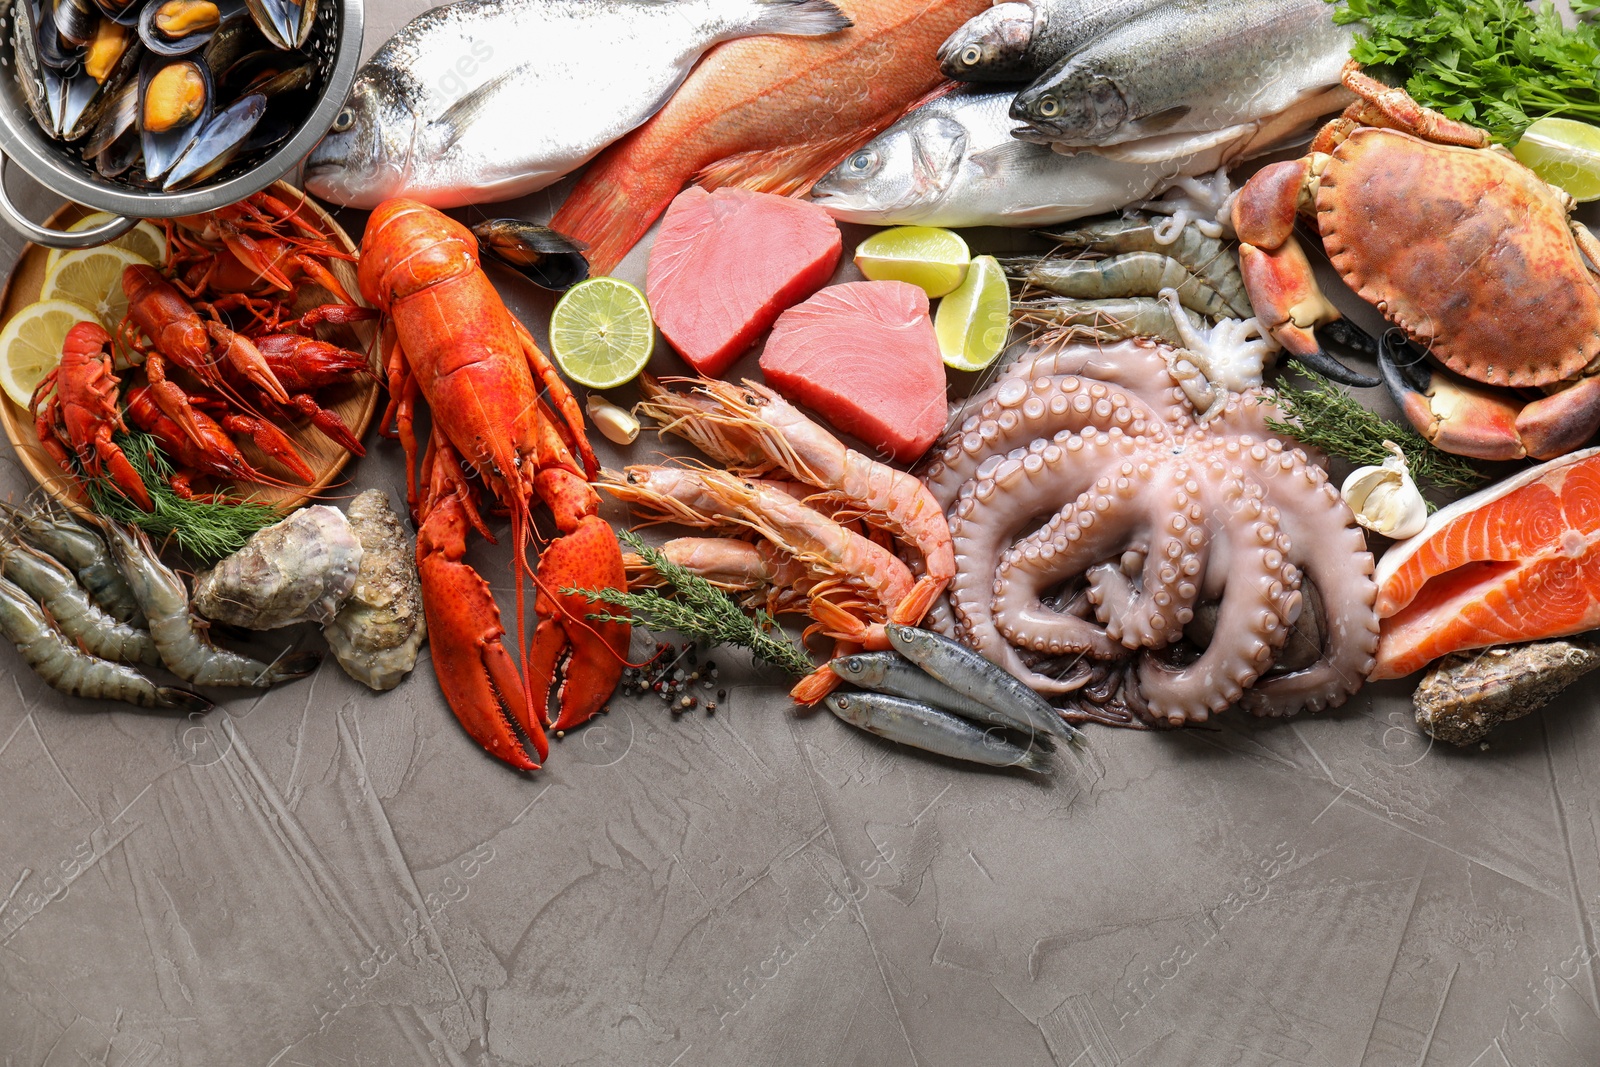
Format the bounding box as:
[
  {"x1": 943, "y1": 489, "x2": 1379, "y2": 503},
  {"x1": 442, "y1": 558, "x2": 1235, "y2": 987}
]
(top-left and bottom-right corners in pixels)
[
  {"x1": 30, "y1": 321, "x2": 153, "y2": 511},
  {"x1": 360, "y1": 199, "x2": 627, "y2": 771}
]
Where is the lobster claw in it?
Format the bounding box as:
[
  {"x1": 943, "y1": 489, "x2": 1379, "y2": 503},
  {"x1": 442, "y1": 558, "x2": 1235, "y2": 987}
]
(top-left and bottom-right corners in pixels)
[
  {"x1": 417, "y1": 490, "x2": 548, "y2": 770},
  {"x1": 528, "y1": 513, "x2": 629, "y2": 733}
]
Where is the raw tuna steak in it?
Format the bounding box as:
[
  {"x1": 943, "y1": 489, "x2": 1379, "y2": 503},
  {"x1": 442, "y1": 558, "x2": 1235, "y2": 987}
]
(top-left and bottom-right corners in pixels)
[
  {"x1": 647, "y1": 187, "x2": 841, "y2": 377},
  {"x1": 760, "y1": 280, "x2": 945, "y2": 462},
  {"x1": 1372, "y1": 446, "x2": 1600, "y2": 679}
]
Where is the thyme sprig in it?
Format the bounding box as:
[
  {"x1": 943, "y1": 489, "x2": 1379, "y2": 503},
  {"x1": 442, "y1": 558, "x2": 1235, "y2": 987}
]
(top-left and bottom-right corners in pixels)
[
  {"x1": 564, "y1": 529, "x2": 815, "y2": 678},
  {"x1": 1266, "y1": 362, "x2": 1490, "y2": 496}
]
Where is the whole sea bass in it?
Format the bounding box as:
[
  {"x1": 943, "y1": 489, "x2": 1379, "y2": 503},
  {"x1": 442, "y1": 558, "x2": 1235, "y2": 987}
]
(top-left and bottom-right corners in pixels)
[
  {"x1": 1012, "y1": 0, "x2": 1356, "y2": 149},
  {"x1": 548, "y1": 0, "x2": 991, "y2": 273},
  {"x1": 937, "y1": 0, "x2": 1169, "y2": 83},
  {"x1": 810, "y1": 86, "x2": 1342, "y2": 228},
  {"x1": 303, "y1": 0, "x2": 850, "y2": 209}
]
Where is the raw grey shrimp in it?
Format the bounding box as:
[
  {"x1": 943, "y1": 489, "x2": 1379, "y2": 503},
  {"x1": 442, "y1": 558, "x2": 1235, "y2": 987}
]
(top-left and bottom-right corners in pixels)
[
  {"x1": 99, "y1": 521, "x2": 320, "y2": 688},
  {"x1": 0, "y1": 572, "x2": 209, "y2": 713},
  {"x1": 1002, "y1": 250, "x2": 1238, "y2": 319},
  {"x1": 1040, "y1": 213, "x2": 1253, "y2": 318},
  {"x1": 5, "y1": 499, "x2": 146, "y2": 627},
  {"x1": 0, "y1": 537, "x2": 159, "y2": 667}
]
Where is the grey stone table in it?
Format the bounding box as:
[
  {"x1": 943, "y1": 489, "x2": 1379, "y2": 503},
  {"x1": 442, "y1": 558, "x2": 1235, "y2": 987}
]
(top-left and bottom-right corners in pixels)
[{"x1": 2, "y1": 3, "x2": 1598, "y2": 1063}]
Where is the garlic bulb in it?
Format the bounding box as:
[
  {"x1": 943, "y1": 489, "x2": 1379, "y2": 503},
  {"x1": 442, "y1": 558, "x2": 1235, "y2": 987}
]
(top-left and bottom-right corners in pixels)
[
  {"x1": 1341, "y1": 441, "x2": 1427, "y2": 539},
  {"x1": 586, "y1": 394, "x2": 639, "y2": 445}
]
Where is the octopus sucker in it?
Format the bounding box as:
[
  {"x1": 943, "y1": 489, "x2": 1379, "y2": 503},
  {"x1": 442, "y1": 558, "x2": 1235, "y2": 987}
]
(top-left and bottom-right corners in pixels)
[{"x1": 930, "y1": 338, "x2": 1378, "y2": 725}]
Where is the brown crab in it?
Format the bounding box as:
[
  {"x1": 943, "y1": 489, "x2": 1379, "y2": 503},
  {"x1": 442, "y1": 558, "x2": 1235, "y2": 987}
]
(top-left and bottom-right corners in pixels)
[{"x1": 1233, "y1": 61, "x2": 1600, "y2": 461}]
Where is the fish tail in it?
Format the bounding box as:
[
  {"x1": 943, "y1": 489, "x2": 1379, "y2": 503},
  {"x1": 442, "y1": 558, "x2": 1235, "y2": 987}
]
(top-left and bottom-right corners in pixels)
[
  {"x1": 550, "y1": 138, "x2": 678, "y2": 274},
  {"x1": 1012, "y1": 743, "x2": 1053, "y2": 776},
  {"x1": 742, "y1": 0, "x2": 851, "y2": 37}
]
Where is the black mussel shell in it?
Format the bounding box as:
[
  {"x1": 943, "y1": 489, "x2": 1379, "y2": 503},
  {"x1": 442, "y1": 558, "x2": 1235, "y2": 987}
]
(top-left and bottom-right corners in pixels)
[
  {"x1": 53, "y1": 0, "x2": 99, "y2": 47},
  {"x1": 244, "y1": 0, "x2": 312, "y2": 51},
  {"x1": 201, "y1": 12, "x2": 267, "y2": 72},
  {"x1": 220, "y1": 47, "x2": 310, "y2": 97},
  {"x1": 165, "y1": 91, "x2": 263, "y2": 189},
  {"x1": 472, "y1": 220, "x2": 591, "y2": 291},
  {"x1": 33, "y1": 0, "x2": 82, "y2": 72},
  {"x1": 62, "y1": 36, "x2": 139, "y2": 140},
  {"x1": 14, "y1": 0, "x2": 60, "y2": 134},
  {"x1": 82, "y1": 79, "x2": 136, "y2": 156}
]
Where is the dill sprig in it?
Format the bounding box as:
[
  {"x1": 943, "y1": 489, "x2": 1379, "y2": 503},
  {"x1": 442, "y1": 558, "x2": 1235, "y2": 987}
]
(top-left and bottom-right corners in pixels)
[
  {"x1": 1266, "y1": 362, "x2": 1490, "y2": 495},
  {"x1": 78, "y1": 430, "x2": 279, "y2": 560},
  {"x1": 1333, "y1": 0, "x2": 1600, "y2": 144},
  {"x1": 564, "y1": 529, "x2": 815, "y2": 678}
]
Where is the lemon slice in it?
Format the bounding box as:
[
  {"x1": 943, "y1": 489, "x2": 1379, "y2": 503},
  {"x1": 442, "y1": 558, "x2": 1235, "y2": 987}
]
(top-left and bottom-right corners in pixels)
[
  {"x1": 935, "y1": 255, "x2": 1010, "y2": 372},
  {"x1": 0, "y1": 299, "x2": 100, "y2": 408},
  {"x1": 1514, "y1": 117, "x2": 1600, "y2": 202},
  {"x1": 39, "y1": 246, "x2": 148, "y2": 333},
  {"x1": 44, "y1": 214, "x2": 165, "y2": 279},
  {"x1": 550, "y1": 277, "x2": 655, "y2": 389},
  {"x1": 854, "y1": 226, "x2": 970, "y2": 298}
]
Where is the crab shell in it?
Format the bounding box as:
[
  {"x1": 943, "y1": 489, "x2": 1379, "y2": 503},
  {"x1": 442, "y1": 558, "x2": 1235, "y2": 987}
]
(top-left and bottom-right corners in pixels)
[{"x1": 1317, "y1": 126, "x2": 1600, "y2": 389}]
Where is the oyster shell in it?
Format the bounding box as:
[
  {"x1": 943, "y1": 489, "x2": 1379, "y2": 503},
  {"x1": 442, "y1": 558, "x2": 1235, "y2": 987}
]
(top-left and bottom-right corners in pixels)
[
  {"x1": 324, "y1": 490, "x2": 426, "y2": 691},
  {"x1": 193, "y1": 505, "x2": 362, "y2": 629}
]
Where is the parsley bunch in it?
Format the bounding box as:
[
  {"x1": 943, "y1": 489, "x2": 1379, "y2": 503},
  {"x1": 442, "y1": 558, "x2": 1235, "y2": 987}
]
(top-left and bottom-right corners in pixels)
[{"x1": 1334, "y1": 0, "x2": 1600, "y2": 143}]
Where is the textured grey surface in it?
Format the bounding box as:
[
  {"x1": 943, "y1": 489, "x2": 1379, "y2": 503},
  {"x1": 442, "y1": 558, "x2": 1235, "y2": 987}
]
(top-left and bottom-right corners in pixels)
[{"x1": 4, "y1": 3, "x2": 1600, "y2": 1064}]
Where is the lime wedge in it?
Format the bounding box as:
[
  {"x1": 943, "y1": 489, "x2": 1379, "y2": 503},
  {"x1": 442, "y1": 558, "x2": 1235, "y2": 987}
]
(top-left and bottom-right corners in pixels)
[
  {"x1": 550, "y1": 277, "x2": 655, "y2": 389},
  {"x1": 854, "y1": 226, "x2": 970, "y2": 298},
  {"x1": 935, "y1": 255, "x2": 1010, "y2": 372},
  {"x1": 1514, "y1": 117, "x2": 1600, "y2": 202},
  {"x1": 44, "y1": 214, "x2": 165, "y2": 279},
  {"x1": 0, "y1": 299, "x2": 100, "y2": 408}
]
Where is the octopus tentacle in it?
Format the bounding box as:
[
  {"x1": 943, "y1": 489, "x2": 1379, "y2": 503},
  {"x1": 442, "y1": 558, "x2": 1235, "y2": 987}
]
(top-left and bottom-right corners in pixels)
[{"x1": 948, "y1": 431, "x2": 1135, "y2": 691}]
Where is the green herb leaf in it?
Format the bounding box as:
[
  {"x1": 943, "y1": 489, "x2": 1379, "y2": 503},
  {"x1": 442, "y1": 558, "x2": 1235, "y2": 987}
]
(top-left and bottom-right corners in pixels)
[
  {"x1": 564, "y1": 529, "x2": 815, "y2": 679},
  {"x1": 1332, "y1": 0, "x2": 1600, "y2": 143}
]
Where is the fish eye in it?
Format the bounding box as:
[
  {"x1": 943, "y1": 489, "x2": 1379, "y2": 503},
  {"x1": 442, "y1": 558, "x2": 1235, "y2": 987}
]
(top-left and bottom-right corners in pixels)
[
  {"x1": 1038, "y1": 97, "x2": 1061, "y2": 118},
  {"x1": 848, "y1": 149, "x2": 876, "y2": 173},
  {"x1": 331, "y1": 107, "x2": 355, "y2": 132},
  {"x1": 844, "y1": 656, "x2": 861, "y2": 670},
  {"x1": 960, "y1": 44, "x2": 982, "y2": 65}
]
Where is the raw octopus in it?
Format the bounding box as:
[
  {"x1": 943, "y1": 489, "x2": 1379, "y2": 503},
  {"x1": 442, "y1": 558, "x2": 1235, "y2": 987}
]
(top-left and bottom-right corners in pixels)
[{"x1": 922, "y1": 340, "x2": 1380, "y2": 725}]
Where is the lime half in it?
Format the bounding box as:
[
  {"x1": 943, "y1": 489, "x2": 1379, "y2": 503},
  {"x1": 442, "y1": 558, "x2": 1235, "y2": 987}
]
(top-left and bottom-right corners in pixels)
[
  {"x1": 854, "y1": 226, "x2": 970, "y2": 298},
  {"x1": 1514, "y1": 117, "x2": 1600, "y2": 202},
  {"x1": 44, "y1": 214, "x2": 165, "y2": 279},
  {"x1": 935, "y1": 255, "x2": 1010, "y2": 372},
  {"x1": 550, "y1": 277, "x2": 655, "y2": 389}
]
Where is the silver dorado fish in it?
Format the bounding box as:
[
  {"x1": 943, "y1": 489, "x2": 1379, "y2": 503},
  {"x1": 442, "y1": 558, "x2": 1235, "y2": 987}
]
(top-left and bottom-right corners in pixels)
[
  {"x1": 810, "y1": 86, "x2": 1342, "y2": 228},
  {"x1": 937, "y1": 0, "x2": 1169, "y2": 83},
  {"x1": 1011, "y1": 0, "x2": 1355, "y2": 150},
  {"x1": 304, "y1": 0, "x2": 850, "y2": 209}
]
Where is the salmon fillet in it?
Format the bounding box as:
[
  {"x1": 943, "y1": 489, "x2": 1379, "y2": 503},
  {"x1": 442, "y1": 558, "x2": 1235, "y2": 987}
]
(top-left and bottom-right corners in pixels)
[
  {"x1": 549, "y1": 0, "x2": 988, "y2": 273},
  {"x1": 1372, "y1": 447, "x2": 1600, "y2": 679}
]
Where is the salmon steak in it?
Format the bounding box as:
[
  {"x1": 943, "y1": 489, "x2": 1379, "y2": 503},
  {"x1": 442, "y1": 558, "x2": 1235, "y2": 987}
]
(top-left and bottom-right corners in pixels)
[
  {"x1": 647, "y1": 187, "x2": 841, "y2": 378},
  {"x1": 759, "y1": 280, "x2": 946, "y2": 463},
  {"x1": 1372, "y1": 447, "x2": 1600, "y2": 679}
]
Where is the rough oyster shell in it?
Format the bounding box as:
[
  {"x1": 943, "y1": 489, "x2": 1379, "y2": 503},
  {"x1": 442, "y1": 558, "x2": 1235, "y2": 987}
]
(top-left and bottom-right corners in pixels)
[
  {"x1": 324, "y1": 490, "x2": 426, "y2": 691},
  {"x1": 193, "y1": 505, "x2": 361, "y2": 629}
]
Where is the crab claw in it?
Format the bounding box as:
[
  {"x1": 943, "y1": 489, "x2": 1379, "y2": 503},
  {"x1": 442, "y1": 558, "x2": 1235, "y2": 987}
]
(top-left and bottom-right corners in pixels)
[
  {"x1": 1237, "y1": 237, "x2": 1377, "y2": 388},
  {"x1": 1516, "y1": 377, "x2": 1600, "y2": 460},
  {"x1": 1378, "y1": 331, "x2": 1525, "y2": 461},
  {"x1": 417, "y1": 485, "x2": 547, "y2": 771},
  {"x1": 527, "y1": 510, "x2": 629, "y2": 734}
]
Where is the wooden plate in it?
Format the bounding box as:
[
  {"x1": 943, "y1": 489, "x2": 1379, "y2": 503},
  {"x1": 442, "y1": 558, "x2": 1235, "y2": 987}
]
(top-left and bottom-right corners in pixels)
[{"x1": 0, "y1": 180, "x2": 379, "y2": 517}]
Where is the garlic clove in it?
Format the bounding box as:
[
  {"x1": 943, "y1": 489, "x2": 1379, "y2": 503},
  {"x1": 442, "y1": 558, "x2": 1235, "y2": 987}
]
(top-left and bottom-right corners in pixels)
[
  {"x1": 1341, "y1": 441, "x2": 1427, "y2": 539},
  {"x1": 586, "y1": 393, "x2": 639, "y2": 445}
]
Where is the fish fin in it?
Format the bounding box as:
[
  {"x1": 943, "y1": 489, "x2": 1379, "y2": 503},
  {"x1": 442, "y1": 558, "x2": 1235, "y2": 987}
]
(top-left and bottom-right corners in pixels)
[
  {"x1": 742, "y1": 0, "x2": 851, "y2": 37},
  {"x1": 695, "y1": 82, "x2": 957, "y2": 196},
  {"x1": 431, "y1": 65, "x2": 530, "y2": 152},
  {"x1": 550, "y1": 141, "x2": 666, "y2": 274},
  {"x1": 967, "y1": 138, "x2": 1045, "y2": 180},
  {"x1": 1139, "y1": 105, "x2": 1191, "y2": 134},
  {"x1": 1089, "y1": 123, "x2": 1254, "y2": 165}
]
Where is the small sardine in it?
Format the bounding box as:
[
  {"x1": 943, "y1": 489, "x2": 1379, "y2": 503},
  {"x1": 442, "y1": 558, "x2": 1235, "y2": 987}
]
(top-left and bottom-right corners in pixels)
[
  {"x1": 810, "y1": 87, "x2": 1326, "y2": 229},
  {"x1": 885, "y1": 624, "x2": 1078, "y2": 742},
  {"x1": 937, "y1": 0, "x2": 1169, "y2": 83},
  {"x1": 831, "y1": 649, "x2": 1074, "y2": 744},
  {"x1": 1011, "y1": 0, "x2": 1356, "y2": 149},
  {"x1": 826, "y1": 691, "x2": 1053, "y2": 773},
  {"x1": 305, "y1": 0, "x2": 850, "y2": 209}
]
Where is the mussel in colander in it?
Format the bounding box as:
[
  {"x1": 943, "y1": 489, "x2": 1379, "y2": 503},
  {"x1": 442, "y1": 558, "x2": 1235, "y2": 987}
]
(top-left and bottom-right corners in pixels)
[
  {"x1": 82, "y1": 80, "x2": 139, "y2": 175},
  {"x1": 218, "y1": 48, "x2": 311, "y2": 97},
  {"x1": 139, "y1": 54, "x2": 211, "y2": 179},
  {"x1": 165, "y1": 90, "x2": 263, "y2": 189},
  {"x1": 52, "y1": 0, "x2": 100, "y2": 48},
  {"x1": 59, "y1": 31, "x2": 139, "y2": 138},
  {"x1": 83, "y1": 17, "x2": 130, "y2": 81},
  {"x1": 245, "y1": 0, "x2": 313, "y2": 51},
  {"x1": 138, "y1": 0, "x2": 219, "y2": 56},
  {"x1": 32, "y1": 0, "x2": 83, "y2": 71},
  {"x1": 14, "y1": 0, "x2": 59, "y2": 134},
  {"x1": 199, "y1": 11, "x2": 266, "y2": 73}
]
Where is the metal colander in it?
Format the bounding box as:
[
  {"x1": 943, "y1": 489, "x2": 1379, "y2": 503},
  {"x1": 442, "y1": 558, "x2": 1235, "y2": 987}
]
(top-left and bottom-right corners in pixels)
[{"x1": 0, "y1": 0, "x2": 362, "y2": 246}]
